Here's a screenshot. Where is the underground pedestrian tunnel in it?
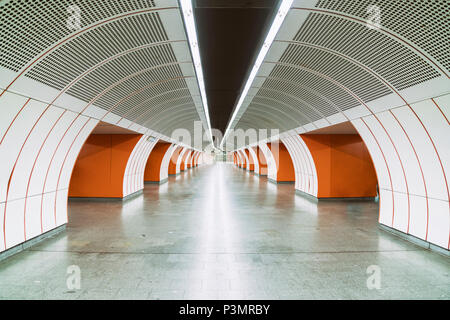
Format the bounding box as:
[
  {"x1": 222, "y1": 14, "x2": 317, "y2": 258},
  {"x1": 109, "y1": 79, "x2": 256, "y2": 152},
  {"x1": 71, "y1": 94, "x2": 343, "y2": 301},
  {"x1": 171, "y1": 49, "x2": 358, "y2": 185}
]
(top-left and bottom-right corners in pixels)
[{"x1": 0, "y1": 0, "x2": 449, "y2": 300}]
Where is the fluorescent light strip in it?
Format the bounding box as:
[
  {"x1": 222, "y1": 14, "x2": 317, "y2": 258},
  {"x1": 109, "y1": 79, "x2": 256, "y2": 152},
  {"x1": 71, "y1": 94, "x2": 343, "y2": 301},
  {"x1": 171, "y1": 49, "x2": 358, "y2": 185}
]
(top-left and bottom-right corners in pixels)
[
  {"x1": 220, "y1": 0, "x2": 293, "y2": 148},
  {"x1": 180, "y1": 0, "x2": 214, "y2": 145}
]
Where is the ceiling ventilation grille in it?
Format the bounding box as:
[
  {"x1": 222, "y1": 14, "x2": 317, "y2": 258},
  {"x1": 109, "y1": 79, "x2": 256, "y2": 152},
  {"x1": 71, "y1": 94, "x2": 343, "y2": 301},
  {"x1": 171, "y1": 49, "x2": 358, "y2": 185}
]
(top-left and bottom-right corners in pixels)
[
  {"x1": 268, "y1": 64, "x2": 359, "y2": 110},
  {"x1": 316, "y1": 0, "x2": 449, "y2": 73},
  {"x1": 256, "y1": 88, "x2": 323, "y2": 122},
  {"x1": 0, "y1": 0, "x2": 156, "y2": 72},
  {"x1": 279, "y1": 44, "x2": 391, "y2": 103},
  {"x1": 66, "y1": 44, "x2": 179, "y2": 104},
  {"x1": 262, "y1": 78, "x2": 339, "y2": 117},
  {"x1": 25, "y1": 13, "x2": 168, "y2": 90},
  {"x1": 293, "y1": 13, "x2": 441, "y2": 90},
  {"x1": 245, "y1": 103, "x2": 300, "y2": 128},
  {"x1": 110, "y1": 77, "x2": 190, "y2": 118},
  {"x1": 195, "y1": 0, "x2": 274, "y2": 8},
  {"x1": 130, "y1": 93, "x2": 194, "y2": 123},
  {"x1": 252, "y1": 95, "x2": 310, "y2": 123},
  {"x1": 91, "y1": 64, "x2": 185, "y2": 112},
  {"x1": 148, "y1": 90, "x2": 193, "y2": 115}
]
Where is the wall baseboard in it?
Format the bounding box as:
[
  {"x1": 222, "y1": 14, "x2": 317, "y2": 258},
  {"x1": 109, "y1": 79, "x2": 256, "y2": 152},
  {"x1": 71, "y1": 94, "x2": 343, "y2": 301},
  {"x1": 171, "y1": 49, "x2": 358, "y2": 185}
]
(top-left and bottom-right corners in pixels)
[
  {"x1": 69, "y1": 189, "x2": 143, "y2": 202},
  {"x1": 379, "y1": 224, "x2": 449, "y2": 257},
  {"x1": 122, "y1": 189, "x2": 143, "y2": 201},
  {"x1": 295, "y1": 189, "x2": 319, "y2": 203},
  {"x1": 319, "y1": 196, "x2": 376, "y2": 201},
  {"x1": 268, "y1": 178, "x2": 295, "y2": 185},
  {"x1": 295, "y1": 189, "x2": 375, "y2": 202},
  {"x1": 145, "y1": 178, "x2": 168, "y2": 185},
  {"x1": 0, "y1": 224, "x2": 66, "y2": 262},
  {"x1": 254, "y1": 173, "x2": 268, "y2": 177}
]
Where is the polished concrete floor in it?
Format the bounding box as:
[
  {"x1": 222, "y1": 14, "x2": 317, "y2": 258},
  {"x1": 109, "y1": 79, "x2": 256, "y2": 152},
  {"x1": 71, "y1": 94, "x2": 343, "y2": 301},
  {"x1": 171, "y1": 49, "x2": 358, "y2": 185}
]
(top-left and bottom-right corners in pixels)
[{"x1": 0, "y1": 163, "x2": 448, "y2": 299}]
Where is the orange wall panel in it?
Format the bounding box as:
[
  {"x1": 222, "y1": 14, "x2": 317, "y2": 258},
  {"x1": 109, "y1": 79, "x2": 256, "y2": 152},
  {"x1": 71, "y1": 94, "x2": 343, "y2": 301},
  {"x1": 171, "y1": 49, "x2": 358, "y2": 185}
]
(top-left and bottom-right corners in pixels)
[
  {"x1": 240, "y1": 151, "x2": 247, "y2": 168},
  {"x1": 193, "y1": 151, "x2": 199, "y2": 167},
  {"x1": 301, "y1": 135, "x2": 332, "y2": 196},
  {"x1": 169, "y1": 146, "x2": 183, "y2": 175},
  {"x1": 253, "y1": 146, "x2": 267, "y2": 175},
  {"x1": 245, "y1": 149, "x2": 255, "y2": 171},
  {"x1": 190, "y1": 151, "x2": 197, "y2": 167},
  {"x1": 69, "y1": 134, "x2": 142, "y2": 198},
  {"x1": 195, "y1": 152, "x2": 200, "y2": 166},
  {"x1": 180, "y1": 149, "x2": 190, "y2": 171},
  {"x1": 301, "y1": 134, "x2": 377, "y2": 198},
  {"x1": 267, "y1": 141, "x2": 295, "y2": 182},
  {"x1": 186, "y1": 150, "x2": 194, "y2": 168},
  {"x1": 144, "y1": 142, "x2": 171, "y2": 182}
]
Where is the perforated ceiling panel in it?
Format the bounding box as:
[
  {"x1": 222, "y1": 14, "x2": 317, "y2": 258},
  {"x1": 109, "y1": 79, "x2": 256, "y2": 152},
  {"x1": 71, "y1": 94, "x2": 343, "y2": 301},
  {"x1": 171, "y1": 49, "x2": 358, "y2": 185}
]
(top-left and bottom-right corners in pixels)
[
  {"x1": 0, "y1": 0, "x2": 156, "y2": 72},
  {"x1": 292, "y1": 13, "x2": 441, "y2": 90},
  {"x1": 279, "y1": 44, "x2": 391, "y2": 103},
  {"x1": 0, "y1": 0, "x2": 209, "y2": 149},
  {"x1": 316, "y1": 0, "x2": 450, "y2": 71},
  {"x1": 67, "y1": 44, "x2": 179, "y2": 104},
  {"x1": 26, "y1": 13, "x2": 169, "y2": 89},
  {"x1": 232, "y1": 0, "x2": 449, "y2": 149}
]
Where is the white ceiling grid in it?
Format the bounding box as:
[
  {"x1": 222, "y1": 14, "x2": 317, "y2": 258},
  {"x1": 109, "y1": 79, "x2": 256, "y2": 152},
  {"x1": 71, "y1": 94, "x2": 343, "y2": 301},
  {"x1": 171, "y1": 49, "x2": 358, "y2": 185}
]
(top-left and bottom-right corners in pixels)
[
  {"x1": 0, "y1": 0, "x2": 209, "y2": 150},
  {"x1": 230, "y1": 0, "x2": 450, "y2": 149}
]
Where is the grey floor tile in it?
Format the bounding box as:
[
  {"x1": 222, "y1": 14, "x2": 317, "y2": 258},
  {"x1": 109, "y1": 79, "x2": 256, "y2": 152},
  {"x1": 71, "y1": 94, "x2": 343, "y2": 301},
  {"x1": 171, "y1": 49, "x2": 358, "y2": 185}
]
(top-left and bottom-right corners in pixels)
[{"x1": 0, "y1": 164, "x2": 448, "y2": 300}]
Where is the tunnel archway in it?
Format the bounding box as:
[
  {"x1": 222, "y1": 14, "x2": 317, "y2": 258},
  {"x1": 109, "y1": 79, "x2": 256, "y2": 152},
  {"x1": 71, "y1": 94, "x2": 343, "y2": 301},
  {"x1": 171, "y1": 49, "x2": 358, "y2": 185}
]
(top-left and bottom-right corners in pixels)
[
  {"x1": 0, "y1": 0, "x2": 447, "y2": 273},
  {"x1": 244, "y1": 148, "x2": 255, "y2": 171},
  {"x1": 234, "y1": 151, "x2": 241, "y2": 168},
  {"x1": 301, "y1": 133, "x2": 377, "y2": 199},
  {"x1": 279, "y1": 128, "x2": 378, "y2": 200},
  {"x1": 224, "y1": 2, "x2": 449, "y2": 251},
  {"x1": 169, "y1": 146, "x2": 184, "y2": 176},
  {"x1": 253, "y1": 146, "x2": 268, "y2": 176},
  {"x1": 234, "y1": 151, "x2": 242, "y2": 168},
  {"x1": 186, "y1": 150, "x2": 195, "y2": 169},
  {"x1": 178, "y1": 148, "x2": 191, "y2": 172},
  {"x1": 247, "y1": 147, "x2": 259, "y2": 173},
  {"x1": 144, "y1": 142, "x2": 173, "y2": 184},
  {"x1": 236, "y1": 151, "x2": 244, "y2": 168},
  {"x1": 266, "y1": 141, "x2": 295, "y2": 183},
  {"x1": 281, "y1": 134, "x2": 318, "y2": 197},
  {"x1": 238, "y1": 149, "x2": 249, "y2": 170},
  {"x1": 70, "y1": 133, "x2": 143, "y2": 199},
  {"x1": 193, "y1": 151, "x2": 201, "y2": 167}
]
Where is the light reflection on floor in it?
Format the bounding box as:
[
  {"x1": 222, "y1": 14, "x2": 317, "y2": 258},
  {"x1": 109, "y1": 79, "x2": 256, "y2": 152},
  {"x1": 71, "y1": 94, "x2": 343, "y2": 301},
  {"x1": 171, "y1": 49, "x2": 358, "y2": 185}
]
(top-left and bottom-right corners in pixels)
[{"x1": 0, "y1": 163, "x2": 448, "y2": 299}]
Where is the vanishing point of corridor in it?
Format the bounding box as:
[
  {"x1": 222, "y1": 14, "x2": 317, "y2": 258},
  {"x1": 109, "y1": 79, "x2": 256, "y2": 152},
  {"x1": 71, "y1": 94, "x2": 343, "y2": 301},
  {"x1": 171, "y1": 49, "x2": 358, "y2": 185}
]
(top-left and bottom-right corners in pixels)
[{"x1": 1, "y1": 163, "x2": 448, "y2": 300}]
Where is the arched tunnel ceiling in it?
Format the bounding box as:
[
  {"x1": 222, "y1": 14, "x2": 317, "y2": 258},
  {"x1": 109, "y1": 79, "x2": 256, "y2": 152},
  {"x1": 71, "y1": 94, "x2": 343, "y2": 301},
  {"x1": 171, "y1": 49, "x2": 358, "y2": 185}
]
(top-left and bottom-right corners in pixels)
[
  {"x1": 0, "y1": 0, "x2": 449, "y2": 152},
  {"x1": 193, "y1": 0, "x2": 277, "y2": 134},
  {"x1": 228, "y1": 0, "x2": 449, "y2": 149},
  {"x1": 0, "y1": 0, "x2": 210, "y2": 149}
]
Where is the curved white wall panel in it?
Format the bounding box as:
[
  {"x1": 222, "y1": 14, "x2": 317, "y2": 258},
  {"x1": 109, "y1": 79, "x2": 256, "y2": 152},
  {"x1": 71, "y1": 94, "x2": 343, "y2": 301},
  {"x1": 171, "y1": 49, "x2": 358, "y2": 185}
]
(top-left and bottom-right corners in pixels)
[
  {"x1": 247, "y1": 147, "x2": 259, "y2": 174},
  {"x1": 238, "y1": 150, "x2": 249, "y2": 171},
  {"x1": 352, "y1": 94, "x2": 449, "y2": 249},
  {"x1": 160, "y1": 144, "x2": 177, "y2": 181},
  {"x1": 186, "y1": 151, "x2": 194, "y2": 168},
  {"x1": 176, "y1": 148, "x2": 188, "y2": 173},
  {"x1": 258, "y1": 142, "x2": 277, "y2": 181},
  {"x1": 281, "y1": 135, "x2": 318, "y2": 197},
  {"x1": 0, "y1": 91, "x2": 99, "y2": 252},
  {"x1": 235, "y1": 151, "x2": 243, "y2": 167},
  {"x1": 123, "y1": 136, "x2": 159, "y2": 198},
  {"x1": 191, "y1": 151, "x2": 198, "y2": 167},
  {"x1": 197, "y1": 153, "x2": 204, "y2": 166},
  {"x1": 0, "y1": 1, "x2": 205, "y2": 254}
]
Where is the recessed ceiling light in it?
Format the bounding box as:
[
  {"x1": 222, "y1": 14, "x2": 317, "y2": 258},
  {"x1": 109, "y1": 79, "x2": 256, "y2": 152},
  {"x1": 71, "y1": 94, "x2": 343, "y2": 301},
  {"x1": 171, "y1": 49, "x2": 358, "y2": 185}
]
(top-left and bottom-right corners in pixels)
[
  {"x1": 180, "y1": 0, "x2": 214, "y2": 146},
  {"x1": 220, "y1": 0, "x2": 293, "y2": 149}
]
